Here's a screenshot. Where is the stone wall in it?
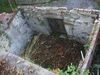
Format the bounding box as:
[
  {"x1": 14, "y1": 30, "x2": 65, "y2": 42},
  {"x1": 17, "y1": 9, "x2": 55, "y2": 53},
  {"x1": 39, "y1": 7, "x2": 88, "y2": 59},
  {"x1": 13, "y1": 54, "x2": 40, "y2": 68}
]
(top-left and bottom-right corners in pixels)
[
  {"x1": 0, "y1": 7, "x2": 98, "y2": 55},
  {"x1": 16, "y1": 0, "x2": 52, "y2": 5},
  {"x1": 0, "y1": 11, "x2": 36, "y2": 55},
  {"x1": 0, "y1": 7, "x2": 100, "y2": 73},
  {"x1": 0, "y1": 52, "x2": 54, "y2": 75},
  {"x1": 22, "y1": 7, "x2": 97, "y2": 43},
  {"x1": 6, "y1": 11, "x2": 35, "y2": 55},
  {"x1": 22, "y1": 9, "x2": 51, "y2": 35},
  {"x1": 79, "y1": 17, "x2": 100, "y2": 73}
]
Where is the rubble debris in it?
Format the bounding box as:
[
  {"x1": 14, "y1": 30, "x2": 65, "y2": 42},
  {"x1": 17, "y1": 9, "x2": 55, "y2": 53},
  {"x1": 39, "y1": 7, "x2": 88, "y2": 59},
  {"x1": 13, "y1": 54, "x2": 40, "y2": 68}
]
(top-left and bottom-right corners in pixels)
[{"x1": 0, "y1": 60, "x2": 18, "y2": 75}]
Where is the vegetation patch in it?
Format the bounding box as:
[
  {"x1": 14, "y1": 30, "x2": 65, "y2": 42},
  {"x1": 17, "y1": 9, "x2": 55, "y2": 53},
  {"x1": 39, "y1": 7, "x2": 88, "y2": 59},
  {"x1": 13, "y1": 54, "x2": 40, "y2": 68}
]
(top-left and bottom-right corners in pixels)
[
  {"x1": 49, "y1": 63, "x2": 89, "y2": 75},
  {"x1": 0, "y1": 0, "x2": 17, "y2": 13}
]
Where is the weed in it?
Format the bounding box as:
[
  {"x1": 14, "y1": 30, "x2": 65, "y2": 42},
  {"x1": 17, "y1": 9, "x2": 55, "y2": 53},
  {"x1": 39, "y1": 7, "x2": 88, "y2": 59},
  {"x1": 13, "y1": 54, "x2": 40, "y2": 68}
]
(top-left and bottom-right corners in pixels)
[
  {"x1": 49, "y1": 63, "x2": 89, "y2": 75},
  {"x1": 84, "y1": 44, "x2": 90, "y2": 49}
]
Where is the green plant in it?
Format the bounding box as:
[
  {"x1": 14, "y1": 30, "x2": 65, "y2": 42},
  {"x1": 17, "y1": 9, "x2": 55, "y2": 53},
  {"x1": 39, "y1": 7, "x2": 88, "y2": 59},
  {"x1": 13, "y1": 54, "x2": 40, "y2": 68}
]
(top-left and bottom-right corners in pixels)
[
  {"x1": 57, "y1": 63, "x2": 78, "y2": 75},
  {"x1": 49, "y1": 63, "x2": 89, "y2": 75},
  {"x1": 64, "y1": 63, "x2": 77, "y2": 75},
  {"x1": 84, "y1": 44, "x2": 90, "y2": 49},
  {"x1": 0, "y1": 0, "x2": 17, "y2": 13}
]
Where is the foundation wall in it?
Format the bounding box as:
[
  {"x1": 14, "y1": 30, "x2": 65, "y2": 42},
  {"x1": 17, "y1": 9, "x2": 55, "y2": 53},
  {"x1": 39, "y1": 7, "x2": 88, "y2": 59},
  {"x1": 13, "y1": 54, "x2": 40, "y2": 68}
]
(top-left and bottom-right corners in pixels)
[
  {"x1": 0, "y1": 7, "x2": 98, "y2": 55},
  {"x1": 0, "y1": 7, "x2": 100, "y2": 74},
  {"x1": 22, "y1": 7, "x2": 96, "y2": 43}
]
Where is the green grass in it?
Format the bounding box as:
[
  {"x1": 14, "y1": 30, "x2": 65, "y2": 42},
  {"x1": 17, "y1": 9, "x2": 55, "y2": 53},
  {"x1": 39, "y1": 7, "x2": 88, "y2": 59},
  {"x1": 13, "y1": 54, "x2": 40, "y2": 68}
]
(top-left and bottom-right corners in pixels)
[{"x1": 0, "y1": 0, "x2": 17, "y2": 13}]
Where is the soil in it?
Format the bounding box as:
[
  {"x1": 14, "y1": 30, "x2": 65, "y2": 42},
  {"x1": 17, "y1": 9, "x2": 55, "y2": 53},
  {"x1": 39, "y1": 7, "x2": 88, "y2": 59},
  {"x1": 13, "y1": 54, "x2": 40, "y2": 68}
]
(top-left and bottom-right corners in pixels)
[
  {"x1": 0, "y1": 60, "x2": 17, "y2": 75},
  {"x1": 26, "y1": 34, "x2": 84, "y2": 70}
]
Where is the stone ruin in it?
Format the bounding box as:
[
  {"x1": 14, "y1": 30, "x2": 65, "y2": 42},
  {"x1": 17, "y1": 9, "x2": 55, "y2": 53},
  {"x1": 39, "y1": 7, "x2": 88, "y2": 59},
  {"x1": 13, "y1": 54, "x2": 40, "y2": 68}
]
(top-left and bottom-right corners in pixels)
[{"x1": 0, "y1": 7, "x2": 100, "y2": 75}]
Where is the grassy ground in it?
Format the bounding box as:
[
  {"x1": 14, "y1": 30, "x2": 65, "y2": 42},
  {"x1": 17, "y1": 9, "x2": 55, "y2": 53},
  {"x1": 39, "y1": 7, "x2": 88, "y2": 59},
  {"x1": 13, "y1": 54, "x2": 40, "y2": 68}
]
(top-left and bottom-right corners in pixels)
[{"x1": 0, "y1": 0, "x2": 17, "y2": 13}]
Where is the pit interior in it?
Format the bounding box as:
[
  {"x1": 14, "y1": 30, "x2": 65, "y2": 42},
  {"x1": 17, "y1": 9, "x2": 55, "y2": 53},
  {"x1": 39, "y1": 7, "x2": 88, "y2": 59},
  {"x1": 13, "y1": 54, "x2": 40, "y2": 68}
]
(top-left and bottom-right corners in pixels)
[{"x1": 22, "y1": 17, "x2": 86, "y2": 70}]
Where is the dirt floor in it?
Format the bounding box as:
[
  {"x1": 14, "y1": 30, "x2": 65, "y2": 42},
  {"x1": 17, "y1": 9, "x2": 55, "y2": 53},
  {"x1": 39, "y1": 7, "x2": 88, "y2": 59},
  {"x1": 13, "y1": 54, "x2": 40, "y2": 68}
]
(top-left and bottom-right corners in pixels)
[
  {"x1": 23, "y1": 34, "x2": 84, "y2": 70},
  {"x1": 0, "y1": 60, "x2": 18, "y2": 75}
]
